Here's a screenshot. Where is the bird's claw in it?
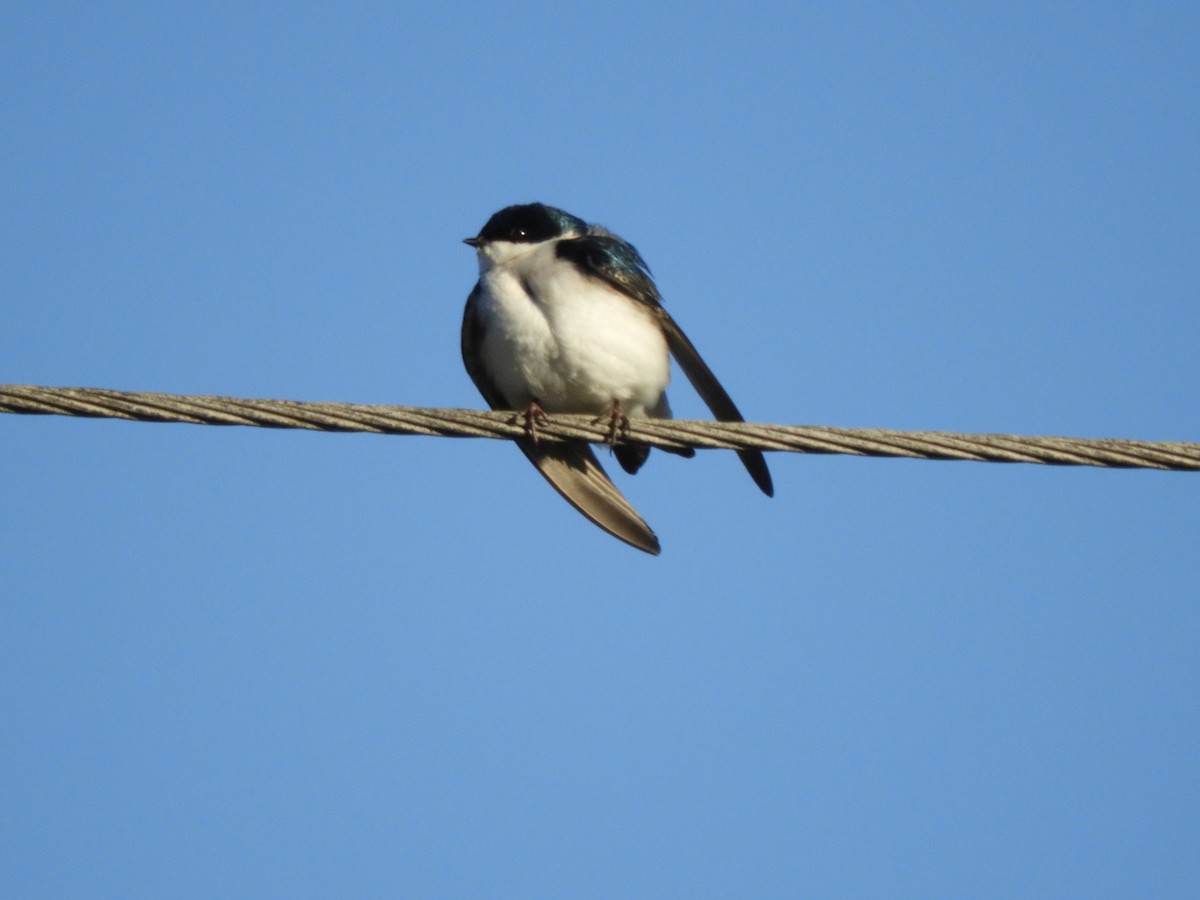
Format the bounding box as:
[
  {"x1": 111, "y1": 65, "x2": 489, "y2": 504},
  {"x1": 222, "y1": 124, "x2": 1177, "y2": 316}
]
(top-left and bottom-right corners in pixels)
[
  {"x1": 508, "y1": 401, "x2": 549, "y2": 444},
  {"x1": 592, "y1": 399, "x2": 630, "y2": 448}
]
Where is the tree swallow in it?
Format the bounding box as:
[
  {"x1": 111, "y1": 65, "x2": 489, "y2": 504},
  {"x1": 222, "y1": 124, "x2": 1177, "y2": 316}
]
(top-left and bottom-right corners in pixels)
[{"x1": 462, "y1": 202, "x2": 773, "y2": 555}]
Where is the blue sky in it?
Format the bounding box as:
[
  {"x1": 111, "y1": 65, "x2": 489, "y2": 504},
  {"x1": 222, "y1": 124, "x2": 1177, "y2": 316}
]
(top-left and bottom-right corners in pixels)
[{"x1": 3, "y1": 3, "x2": 1198, "y2": 896}]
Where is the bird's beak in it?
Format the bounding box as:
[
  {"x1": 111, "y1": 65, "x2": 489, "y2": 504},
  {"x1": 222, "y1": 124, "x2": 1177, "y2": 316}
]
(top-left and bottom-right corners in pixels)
[{"x1": 463, "y1": 237, "x2": 482, "y2": 248}]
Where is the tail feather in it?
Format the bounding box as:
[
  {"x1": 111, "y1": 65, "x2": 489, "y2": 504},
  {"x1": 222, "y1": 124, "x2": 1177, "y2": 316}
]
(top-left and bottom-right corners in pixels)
[{"x1": 519, "y1": 439, "x2": 660, "y2": 555}]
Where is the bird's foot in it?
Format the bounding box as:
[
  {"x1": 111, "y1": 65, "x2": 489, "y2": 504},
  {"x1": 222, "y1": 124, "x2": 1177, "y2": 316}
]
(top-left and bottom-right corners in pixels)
[
  {"x1": 508, "y1": 401, "x2": 549, "y2": 444},
  {"x1": 591, "y1": 399, "x2": 631, "y2": 448}
]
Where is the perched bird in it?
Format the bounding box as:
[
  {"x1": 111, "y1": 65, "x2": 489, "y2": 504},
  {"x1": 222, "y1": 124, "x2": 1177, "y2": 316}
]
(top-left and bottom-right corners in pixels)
[{"x1": 462, "y1": 203, "x2": 772, "y2": 554}]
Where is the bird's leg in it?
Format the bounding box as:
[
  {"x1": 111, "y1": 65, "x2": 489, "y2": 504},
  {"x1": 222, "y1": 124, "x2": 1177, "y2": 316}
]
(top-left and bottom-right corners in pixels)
[
  {"x1": 591, "y1": 398, "x2": 630, "y2": 448},
  {"x1": 507, "y1": 401, "x2": 549, "y2": 444}
]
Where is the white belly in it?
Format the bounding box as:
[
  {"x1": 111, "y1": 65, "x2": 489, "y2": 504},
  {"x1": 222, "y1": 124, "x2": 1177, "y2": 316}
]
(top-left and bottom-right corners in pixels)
[{"x1": 476, "y1": 245, "x2": 672, "y2": 417}]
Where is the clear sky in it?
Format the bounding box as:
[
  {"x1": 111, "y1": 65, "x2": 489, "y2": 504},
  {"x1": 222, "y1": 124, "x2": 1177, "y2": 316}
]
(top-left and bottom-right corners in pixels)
[{"x1": 3, "y1": 3, "x2": 1198, "y2": 897}]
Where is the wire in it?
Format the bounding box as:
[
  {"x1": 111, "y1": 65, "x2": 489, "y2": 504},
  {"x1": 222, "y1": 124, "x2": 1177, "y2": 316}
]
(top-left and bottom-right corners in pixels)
[{"x1": 2, "y1": 384, "x2": 1197, "y2": 470}]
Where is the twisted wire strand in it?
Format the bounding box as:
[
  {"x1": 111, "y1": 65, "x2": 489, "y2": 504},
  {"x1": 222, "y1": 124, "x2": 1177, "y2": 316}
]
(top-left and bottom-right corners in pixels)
[{"x1": 2, "y1": 384, "x2": 1197, "y2": 471}]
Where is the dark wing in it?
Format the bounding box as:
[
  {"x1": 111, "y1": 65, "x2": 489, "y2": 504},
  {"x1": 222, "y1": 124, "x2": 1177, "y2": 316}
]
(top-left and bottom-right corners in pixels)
[
  {"x1": 462, "y1": 285, "x2": 661, "y2": 555},
  {"x1": 556, "y1": 229, "x2": 661, "y2": 308},
  {"x1": 656, "y1": 309, "x2": 773, "y2": 497},
  {"x1": 461, "y1": 283, "x2": 508, "y2": 410},
  {"x1": 558, "y1": 233, "x2": 774, "y2": 497}
]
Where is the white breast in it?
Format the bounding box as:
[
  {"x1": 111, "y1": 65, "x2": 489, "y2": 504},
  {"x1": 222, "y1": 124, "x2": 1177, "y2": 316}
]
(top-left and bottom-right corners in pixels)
[{"x1": 475, "y1": 241, "x2": 673, "y2": 418}]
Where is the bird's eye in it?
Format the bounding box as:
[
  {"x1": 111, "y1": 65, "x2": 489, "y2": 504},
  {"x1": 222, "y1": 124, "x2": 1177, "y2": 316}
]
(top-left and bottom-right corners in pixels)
[{"x1": 513, "y1": 228, "x2": 527, "y2": 239}]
